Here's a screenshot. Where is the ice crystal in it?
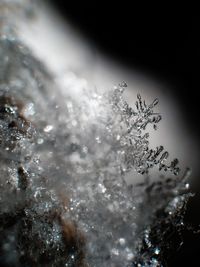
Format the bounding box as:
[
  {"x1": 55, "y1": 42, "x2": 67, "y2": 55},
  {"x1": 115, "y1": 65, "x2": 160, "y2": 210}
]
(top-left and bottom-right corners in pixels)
[{"x1": 0, "y1": 3, "x2": 193, "y2": 267}]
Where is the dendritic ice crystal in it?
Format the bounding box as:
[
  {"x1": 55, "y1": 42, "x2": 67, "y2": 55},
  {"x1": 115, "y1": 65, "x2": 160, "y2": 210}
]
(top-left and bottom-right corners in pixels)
[{"x1": 0, "y1": 2, "x2": 193, "y2": 267}]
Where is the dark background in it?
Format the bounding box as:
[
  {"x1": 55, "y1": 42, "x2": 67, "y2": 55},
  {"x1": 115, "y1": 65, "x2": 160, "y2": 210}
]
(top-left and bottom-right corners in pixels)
[{"x1": 48, "y1": 2, "x2": 199, "y2": 266}]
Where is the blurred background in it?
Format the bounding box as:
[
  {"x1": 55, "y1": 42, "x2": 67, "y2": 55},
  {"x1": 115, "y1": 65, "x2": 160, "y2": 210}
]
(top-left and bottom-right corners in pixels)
[{"x1": 16, "y1": 2, "x2": 200, "y2": 266}]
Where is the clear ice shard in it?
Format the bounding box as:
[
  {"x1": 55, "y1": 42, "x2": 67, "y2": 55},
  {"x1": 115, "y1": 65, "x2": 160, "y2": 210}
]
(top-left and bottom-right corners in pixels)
[{"x1": 0, "y1": 2, "x2": 192, "y2": 267}]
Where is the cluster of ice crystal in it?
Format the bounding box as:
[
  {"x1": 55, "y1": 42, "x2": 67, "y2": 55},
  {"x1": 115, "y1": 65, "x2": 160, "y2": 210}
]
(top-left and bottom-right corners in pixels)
[
  {"x1": 0, "y1": 7, "x2": 192, "y2": 267},
  {"x1": 132, "y1": 168, "x2": 192, "y2": 267}
]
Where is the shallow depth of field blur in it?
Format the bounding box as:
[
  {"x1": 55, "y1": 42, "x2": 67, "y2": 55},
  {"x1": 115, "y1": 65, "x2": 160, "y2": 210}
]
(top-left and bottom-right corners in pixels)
[{"x1": 0, "y1": 1, "x2": 199, "y2": 266}]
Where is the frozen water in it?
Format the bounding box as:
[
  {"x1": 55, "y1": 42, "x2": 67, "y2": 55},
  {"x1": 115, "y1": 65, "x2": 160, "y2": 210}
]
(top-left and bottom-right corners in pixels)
[{"x1": 0, "y1": 2, "x2": 192, "y2": 267}]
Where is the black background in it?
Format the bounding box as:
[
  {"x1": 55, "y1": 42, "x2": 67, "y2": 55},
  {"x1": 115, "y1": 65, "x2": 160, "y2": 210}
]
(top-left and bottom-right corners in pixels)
[{"x1": 48, "y1": 2, "x2": 199, "y2": 266}]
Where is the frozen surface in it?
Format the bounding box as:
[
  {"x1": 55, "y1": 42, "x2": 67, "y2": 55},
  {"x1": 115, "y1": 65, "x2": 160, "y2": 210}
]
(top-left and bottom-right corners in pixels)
[{"x1": 0, "y1": 2, "x2": 192, "y2": 267}]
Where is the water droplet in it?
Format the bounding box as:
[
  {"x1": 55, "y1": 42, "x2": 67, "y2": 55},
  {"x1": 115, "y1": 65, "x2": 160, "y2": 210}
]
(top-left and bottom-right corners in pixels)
[
  {"x1": 97, "y1": 183, "x2": 106, "y2": 194},
  {"x1": 118, "y1": 238, "x2": 126, "y2": 246},
  {"x1": 95, "y1": 136, "x2": 101, "y2": 144},
  {"x1": 185, "y1": 183, "x2": 190, "y2": 189},
  {"x1": 154, "y1": 247, "x2": 160, "y2": 255},
  {"x1": 44, "y1": 125, "x2": 53, "y2": 132},
  {"x1": 116, "y1": 134, "x2": 121, "y2": 141},
  {"x1": 37, "y1": 138, "x2": 44, "y2": 144}
]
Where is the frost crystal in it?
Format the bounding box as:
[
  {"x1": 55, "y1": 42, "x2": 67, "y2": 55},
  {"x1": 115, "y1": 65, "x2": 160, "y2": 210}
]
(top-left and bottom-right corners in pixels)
[{"x1": 0, "y1": 3, "x2": 193, "y2": 267}]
